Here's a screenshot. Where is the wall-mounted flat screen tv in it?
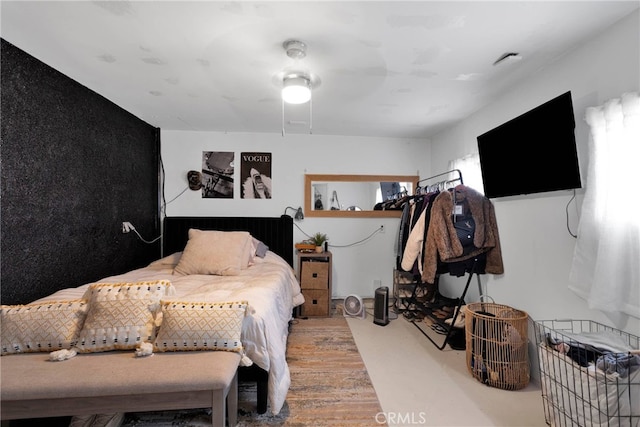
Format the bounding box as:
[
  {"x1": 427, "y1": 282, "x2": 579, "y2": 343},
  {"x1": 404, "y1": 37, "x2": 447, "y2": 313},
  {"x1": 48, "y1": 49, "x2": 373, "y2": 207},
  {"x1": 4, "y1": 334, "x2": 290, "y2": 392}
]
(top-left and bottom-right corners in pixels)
[{"x1": 477, "y1": 91, "x2": 581, "y2": 199}]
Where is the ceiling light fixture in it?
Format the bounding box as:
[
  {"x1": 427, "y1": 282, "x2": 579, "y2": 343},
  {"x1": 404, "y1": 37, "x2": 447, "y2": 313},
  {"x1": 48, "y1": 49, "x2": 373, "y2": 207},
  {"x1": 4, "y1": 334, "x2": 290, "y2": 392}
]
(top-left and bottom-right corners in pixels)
[
  {"x1": 278, "y1": 39, "x2": 320, "y2": 136},
  {"x1": 282, "y1": 73, "x2": 311, "y2": 104},
  {"x1": 283, "y1": 39, "x2": 307, "y2": 60}
]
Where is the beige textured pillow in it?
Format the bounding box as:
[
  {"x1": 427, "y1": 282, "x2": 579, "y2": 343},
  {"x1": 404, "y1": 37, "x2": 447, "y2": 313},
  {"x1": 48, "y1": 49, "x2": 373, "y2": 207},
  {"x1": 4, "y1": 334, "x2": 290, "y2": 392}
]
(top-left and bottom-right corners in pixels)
[
  {"x1": 76, "y1": 280, "x2": 174, "y2": 353},
  {"x1": 1, "y1": 300, "x2": 88, "y2": 355},
  {"x1": 154, "y1": 301, "x2": 247, "y2": 353},
  {"x1": 174, "y1": 229, "x2": 253, "y2": 276}
]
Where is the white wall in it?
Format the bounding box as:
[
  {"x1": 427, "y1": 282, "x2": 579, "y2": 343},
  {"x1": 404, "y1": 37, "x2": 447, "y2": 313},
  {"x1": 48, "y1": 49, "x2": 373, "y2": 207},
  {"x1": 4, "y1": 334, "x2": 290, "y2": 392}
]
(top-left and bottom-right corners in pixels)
[
  {"x1": 160, "y1": 131, "x2": 430, "y2": 298},
  {"x1": 430, "y1": 10, "x2": 640, "y2": 334}
]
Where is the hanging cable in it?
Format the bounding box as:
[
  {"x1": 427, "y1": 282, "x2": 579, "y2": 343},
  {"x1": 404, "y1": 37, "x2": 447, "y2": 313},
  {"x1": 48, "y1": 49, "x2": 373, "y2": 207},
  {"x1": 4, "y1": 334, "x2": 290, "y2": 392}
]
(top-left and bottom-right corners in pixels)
[
  {"x1": 309, "y1": 91, "x2": 313, "y2": 135},
  {"x1": 281, "y1": 97, "x2": 285, "y2": 137},
  {"x1": 124, "y1": 152, "x2": 187, "y2": 246},
  {"x1": 328, "y1": 226, "x2": 383, "y2": 248},
  {"x1": 122, "y1": 222, "x2": 161, "y2": 244},
  {"x1": 565, "y1": 189, "x2": 578, "y2": 238},
  {"x1": 160, "y1": 153, "x2": 166, "y2": 217},
  {"x1": 124, "y1": 185, "x2": 188, "y2": 245},
  {"x1": 162, "y1": 185, "x2": 189, "y2": 215},
  {"x1": 294, "y1": 224, "x2": 384, "y2": 248},
  {"x1": 132, "y1": 225, "x2": 161, "y2": 244},
  {"x1": 294, "y1": 222, "x2": 311, "y2": 239}
]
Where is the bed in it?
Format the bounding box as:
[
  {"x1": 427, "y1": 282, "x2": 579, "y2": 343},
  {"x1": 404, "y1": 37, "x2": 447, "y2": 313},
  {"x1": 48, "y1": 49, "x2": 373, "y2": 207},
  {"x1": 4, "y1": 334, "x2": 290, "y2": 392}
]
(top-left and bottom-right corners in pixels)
[{"x1": 4, "y1": 216, "x2": 302, "y2": 417}]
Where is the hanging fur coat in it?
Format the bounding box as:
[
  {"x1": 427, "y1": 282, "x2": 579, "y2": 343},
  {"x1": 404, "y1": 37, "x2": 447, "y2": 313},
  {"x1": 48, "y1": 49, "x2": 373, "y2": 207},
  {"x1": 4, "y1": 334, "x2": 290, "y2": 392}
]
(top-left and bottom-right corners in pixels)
[{"x1": 421, "y1": 185, "x2": 504, "y2": 284}]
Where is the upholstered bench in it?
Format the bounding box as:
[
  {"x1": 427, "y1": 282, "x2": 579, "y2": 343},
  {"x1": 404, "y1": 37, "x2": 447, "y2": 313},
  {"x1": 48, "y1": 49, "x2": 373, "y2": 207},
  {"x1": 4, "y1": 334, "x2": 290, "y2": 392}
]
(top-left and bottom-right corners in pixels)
[{"x1": 1, "y1": 350, "x2": 241, "y2": 427}]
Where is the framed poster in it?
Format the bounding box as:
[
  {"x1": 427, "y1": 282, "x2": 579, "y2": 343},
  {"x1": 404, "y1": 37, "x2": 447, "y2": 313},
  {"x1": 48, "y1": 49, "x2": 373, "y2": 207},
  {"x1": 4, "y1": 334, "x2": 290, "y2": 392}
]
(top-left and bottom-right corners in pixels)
[
  {"x1": 241, "y1": 152, "x2": 272, "y2": 199},
  {"x1": 202, "y1": 151, "x2": 234, "y2": 198}
]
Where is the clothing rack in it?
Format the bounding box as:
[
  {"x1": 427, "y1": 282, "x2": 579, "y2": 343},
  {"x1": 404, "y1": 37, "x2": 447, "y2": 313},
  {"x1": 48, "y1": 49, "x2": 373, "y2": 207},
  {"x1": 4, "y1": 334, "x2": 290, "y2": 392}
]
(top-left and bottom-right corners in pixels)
[
  {"x1": 416, "y1": 169, "x2": 464, "y2": 186},
  {"x1": 416, "y1": 170, "x2": 463, "y2": 219},
  {"x1": 403, "y1": 169, "x2": 484, "y2": 350},
  {"x1": 386, "y1": 186, "x2": 409, "y2": 200},
  {"x1": 408, "y1": 260, "x2": 483, "y2": 350}
]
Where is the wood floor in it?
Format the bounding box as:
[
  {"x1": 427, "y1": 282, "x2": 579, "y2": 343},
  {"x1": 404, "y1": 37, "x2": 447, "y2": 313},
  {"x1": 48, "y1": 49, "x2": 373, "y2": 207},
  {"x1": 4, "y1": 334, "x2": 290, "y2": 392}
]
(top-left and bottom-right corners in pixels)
[{"x1": 283, "y1": 317, "x2": 384, "y2": 426}]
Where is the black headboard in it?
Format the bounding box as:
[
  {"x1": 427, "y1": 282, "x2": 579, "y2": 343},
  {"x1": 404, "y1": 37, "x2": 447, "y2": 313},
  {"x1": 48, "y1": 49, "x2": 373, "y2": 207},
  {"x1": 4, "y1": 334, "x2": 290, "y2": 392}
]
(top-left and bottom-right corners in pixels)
[{"x1": 163, "y1": 216, "x2": 294, "y2": 267}]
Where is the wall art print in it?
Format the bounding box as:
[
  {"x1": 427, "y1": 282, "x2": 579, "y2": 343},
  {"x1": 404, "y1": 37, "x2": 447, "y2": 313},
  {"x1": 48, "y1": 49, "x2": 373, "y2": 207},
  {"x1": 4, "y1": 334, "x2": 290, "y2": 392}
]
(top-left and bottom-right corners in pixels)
[
  {"x1": 202, "y1": 151, "x2": 234, "y2": 198},
  {"x1": 241, "y1": 152, "x2": 272, "y2": 199}
]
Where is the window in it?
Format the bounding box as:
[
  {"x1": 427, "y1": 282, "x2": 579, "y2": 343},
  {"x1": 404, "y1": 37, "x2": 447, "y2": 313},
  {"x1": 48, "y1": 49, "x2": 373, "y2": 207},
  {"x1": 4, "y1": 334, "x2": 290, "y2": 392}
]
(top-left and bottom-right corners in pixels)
[
  {"x1": 448, "y1": 153, "x2": 484, "y2": 194},
  {"x1": 569, "y1": 92, "x2": 640, "y2": 318}
]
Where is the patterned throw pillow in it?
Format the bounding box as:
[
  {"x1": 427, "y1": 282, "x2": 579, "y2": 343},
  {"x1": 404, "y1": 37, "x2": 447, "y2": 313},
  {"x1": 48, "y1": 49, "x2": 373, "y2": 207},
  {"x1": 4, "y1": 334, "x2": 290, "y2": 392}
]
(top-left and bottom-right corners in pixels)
[
  {"x1": 154, "y1": 301, "x2": 247, "y2": 353},
  {"x1": 1, "y1": 300, "x2": 88, "y2": 355},
  {"x1": 76, "y1": 280, "x2": 174, "y2": 353}
]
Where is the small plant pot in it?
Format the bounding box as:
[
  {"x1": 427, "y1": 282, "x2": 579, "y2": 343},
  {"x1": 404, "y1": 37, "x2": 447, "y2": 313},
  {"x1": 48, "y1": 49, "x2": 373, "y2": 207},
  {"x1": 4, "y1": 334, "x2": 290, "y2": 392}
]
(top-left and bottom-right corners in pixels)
[{"x1": 315, "y1": 246, "x2": 324, "y2": 253}]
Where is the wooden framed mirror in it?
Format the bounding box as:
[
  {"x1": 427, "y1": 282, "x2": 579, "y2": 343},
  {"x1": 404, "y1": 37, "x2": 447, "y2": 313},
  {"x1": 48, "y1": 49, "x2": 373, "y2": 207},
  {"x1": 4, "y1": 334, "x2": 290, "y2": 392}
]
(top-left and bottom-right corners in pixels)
[{"x1": 304, "y1": 174, "x2": 419, "y2": 218}]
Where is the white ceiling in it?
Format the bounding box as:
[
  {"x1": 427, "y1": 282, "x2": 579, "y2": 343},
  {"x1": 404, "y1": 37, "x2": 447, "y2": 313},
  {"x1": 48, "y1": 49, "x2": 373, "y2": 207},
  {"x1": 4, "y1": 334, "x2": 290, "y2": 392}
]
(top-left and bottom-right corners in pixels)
[{"x1": 2, "y1": 1, "x2": 638, "y2": 139}]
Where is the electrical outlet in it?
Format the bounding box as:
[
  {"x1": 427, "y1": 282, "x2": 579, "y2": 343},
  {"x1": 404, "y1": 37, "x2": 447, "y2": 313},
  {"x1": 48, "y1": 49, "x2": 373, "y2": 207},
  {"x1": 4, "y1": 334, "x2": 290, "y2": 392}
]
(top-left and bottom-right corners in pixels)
[
  {"x1": 379, "y1": 224, "x2": 385, "y2": 233},
  {"x1": 373, "y1": 279, "x2": 382, "y2": 289}
]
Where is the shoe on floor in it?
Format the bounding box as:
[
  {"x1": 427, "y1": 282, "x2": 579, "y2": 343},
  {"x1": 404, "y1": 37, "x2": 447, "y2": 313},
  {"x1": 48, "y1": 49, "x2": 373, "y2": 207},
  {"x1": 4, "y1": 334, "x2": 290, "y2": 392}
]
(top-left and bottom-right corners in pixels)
[{"x1": 444, "y1": 305, "x2": 466, "y2": 328}]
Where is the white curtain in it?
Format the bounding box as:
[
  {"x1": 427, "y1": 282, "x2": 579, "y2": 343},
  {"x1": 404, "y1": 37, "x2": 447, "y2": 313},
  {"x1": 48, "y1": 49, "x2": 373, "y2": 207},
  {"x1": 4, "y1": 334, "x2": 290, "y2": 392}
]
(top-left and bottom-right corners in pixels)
[
  {"x1": 569, "y1": 91, "x2": 640, "y2": 318},
  {"x1": 448, "y1": 153, "x2": 484, "y2": 193}
]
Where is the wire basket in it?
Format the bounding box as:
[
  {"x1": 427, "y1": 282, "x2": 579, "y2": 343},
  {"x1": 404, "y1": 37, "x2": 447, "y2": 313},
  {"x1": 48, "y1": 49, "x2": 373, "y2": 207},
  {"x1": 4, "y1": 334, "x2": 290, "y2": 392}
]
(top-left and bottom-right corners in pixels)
[
  {"x1": 534, "y1": 320, "x2": 640, "y2": 427},
  {"x1": 465, "y1": 302, "x2": 530, "y2": 390}
]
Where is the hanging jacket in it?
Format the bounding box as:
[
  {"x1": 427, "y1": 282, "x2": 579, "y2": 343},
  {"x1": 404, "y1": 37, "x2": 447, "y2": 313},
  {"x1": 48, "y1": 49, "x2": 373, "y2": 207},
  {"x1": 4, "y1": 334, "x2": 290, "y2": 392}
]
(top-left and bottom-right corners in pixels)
[
  {"x1": 396, "y1": 200, "x2": 413, "y2": 269},
  {"x1": 400, "y1": 192, "x2": 439, "y2": 275},
  {"x1": 401, "y1": 207, "x2": 427, "y2": 275},
  {"x1": 421, "y1": 185, "x2": 504, "y2": 284}
]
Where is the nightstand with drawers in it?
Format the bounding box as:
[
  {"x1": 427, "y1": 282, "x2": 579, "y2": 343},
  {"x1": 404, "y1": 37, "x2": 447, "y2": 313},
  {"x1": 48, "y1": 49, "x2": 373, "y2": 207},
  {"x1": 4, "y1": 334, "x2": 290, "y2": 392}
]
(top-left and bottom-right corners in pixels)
[{"x1": 297, "y1": 251, "x2": 332, "y2": 317}]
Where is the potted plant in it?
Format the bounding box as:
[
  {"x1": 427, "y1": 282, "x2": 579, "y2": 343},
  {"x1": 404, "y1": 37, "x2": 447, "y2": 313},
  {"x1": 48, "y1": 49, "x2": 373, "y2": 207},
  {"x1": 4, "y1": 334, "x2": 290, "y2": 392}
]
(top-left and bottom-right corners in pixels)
[{"x1": 310, "y1": 232, "x2": 328, "y2": 253}]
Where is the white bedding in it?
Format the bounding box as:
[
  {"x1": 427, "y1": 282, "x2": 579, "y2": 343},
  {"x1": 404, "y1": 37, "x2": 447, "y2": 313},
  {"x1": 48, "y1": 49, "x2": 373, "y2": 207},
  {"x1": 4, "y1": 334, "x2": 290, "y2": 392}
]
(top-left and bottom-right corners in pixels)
[{"x1": 35, "y1": 251, "x2": 304, "y2": 415}]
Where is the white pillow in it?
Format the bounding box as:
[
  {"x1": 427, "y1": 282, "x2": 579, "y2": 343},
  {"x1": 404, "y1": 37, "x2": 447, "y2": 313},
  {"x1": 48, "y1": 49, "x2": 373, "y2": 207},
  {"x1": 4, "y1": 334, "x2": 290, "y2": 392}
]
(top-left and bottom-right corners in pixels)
[
  {"x1": 174, "y1": 229, "x2": 253, "y2": 276},
  {"x1": 76, "y1": 280, "x2": 174, "y2": 353},
  {"x1": 154, "y1": 300, "x2": 247, "y2": 352},
  {"x1": 1, "y1": 300, "x2": 89, "y2": 355}
]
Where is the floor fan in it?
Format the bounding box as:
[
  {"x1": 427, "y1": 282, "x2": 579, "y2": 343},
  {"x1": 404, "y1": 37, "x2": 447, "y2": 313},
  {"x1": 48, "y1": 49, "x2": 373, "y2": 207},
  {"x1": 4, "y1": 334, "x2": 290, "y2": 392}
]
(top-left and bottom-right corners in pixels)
[{"x1": 343, "y1": 294, "x2": 365, "y2": 319}]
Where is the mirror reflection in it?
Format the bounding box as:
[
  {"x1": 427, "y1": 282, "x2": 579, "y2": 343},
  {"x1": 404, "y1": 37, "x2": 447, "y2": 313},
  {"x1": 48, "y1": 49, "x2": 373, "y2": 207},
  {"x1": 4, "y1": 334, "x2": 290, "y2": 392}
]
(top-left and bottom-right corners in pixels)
[{"x1": 304, "y1": 174, "x2": 419, "y2": 218}]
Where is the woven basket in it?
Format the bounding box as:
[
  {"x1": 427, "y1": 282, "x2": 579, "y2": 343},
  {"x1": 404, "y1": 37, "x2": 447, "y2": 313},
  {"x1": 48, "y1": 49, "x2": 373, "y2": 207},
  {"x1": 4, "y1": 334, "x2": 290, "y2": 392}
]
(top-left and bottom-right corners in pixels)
[{"x1": 465, "y1": 302, "x2": 530, "y2": 390}]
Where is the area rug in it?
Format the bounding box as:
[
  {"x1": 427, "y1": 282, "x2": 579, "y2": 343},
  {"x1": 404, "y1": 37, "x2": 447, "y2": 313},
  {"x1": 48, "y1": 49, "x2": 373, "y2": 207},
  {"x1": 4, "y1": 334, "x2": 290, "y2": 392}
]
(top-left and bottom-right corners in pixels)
[{"x1": 120, "y1": 317, "x2": 384, "y2": 426}]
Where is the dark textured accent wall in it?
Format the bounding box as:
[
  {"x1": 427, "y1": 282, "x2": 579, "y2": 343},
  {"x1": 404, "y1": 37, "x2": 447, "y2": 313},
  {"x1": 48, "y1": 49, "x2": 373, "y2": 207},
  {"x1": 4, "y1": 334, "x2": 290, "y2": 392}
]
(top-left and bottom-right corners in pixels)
[{"x1": 1, "y1": 39, "x2": 161, "y2": 305}]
